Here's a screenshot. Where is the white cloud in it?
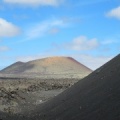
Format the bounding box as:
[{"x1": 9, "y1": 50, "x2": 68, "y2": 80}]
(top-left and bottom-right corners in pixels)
[
  {"x1": 73, "y1": 0, "x2": 110, "y2": 7},
  {"x1": 16, "y1": 56, "x2": 41, "y2": 62},
  {"x1": 0, "y1": 46, "x2": 10, "y2": 51},
  {"x1": 71, "y1": 54, "x2": 113, "y2": 70},
  {"x1": 18, "y1": 19, "x2": 65, "y2": 42},
  {"x1": 49, "y1": 28, "x2": 59, "y2": 34},
  {"x1": 106, "y1": 6, "x2": 120, "y2": 20},
  {"x1": 0, "y1": 18, "x2": 20, "y2": 37},
  {"x1": 16, "y1": 54, "x2": 53, "y2": 62},
  {"x1": 3, "y1": 0, "x2": 63, "y2": 6},
  {"x1": 101, "y1": 40, "x2": 119, "y2": 45},
  {"x1": 65, "y1": 36, "x2": 99, "y2": 51}
]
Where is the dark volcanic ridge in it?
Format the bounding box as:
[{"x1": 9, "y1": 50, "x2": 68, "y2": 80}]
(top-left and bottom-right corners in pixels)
[
  {"x1": 0, "y1": 56, "x2": 92, "y2": 79},
  {"x1": 0, "y1": 54, "x2": 120, "y2": 120}
]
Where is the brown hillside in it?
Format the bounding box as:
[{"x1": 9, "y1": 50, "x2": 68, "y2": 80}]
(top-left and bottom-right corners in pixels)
[
  {"x1": 1, "y1": 61, "x2": 24, "y2": 74},
  {"x1": 0, "y1": 56, "x2": 92, "y2": 79}
]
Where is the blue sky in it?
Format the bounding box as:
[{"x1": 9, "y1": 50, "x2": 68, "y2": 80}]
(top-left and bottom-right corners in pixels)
[{"x1": 0, "y1": 0, "x2": 120, "y2": 70}]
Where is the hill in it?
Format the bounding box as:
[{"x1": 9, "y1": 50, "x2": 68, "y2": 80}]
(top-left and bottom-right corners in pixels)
[
  {"x1": 0, "y1": 56, "x2": 92, "y2": 79},
  {"x1": 1, "y1": 61, "x2": 24, "y2": 73}
]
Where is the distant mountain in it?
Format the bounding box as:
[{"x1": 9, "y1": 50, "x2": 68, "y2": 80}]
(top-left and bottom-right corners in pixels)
[
  {"x1": 0, "y1": 56, "x2": 92, "y2": 78},
  {"x1": 1, "y1": 61, "x2": 24, "y2": 73}
]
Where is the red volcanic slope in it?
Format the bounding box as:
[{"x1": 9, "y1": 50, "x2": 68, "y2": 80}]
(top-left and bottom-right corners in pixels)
[
  {"x1": 0, "y1": 57, "x2": 92, "y2": 77},
  {"x1": 67, "y1": 57, "x2": 91, "y2": 71}
]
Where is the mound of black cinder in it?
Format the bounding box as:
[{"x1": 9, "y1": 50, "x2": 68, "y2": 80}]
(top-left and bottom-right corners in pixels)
[{"x1": 1, "y1": 54, "x2": 120, "y2": 120}]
